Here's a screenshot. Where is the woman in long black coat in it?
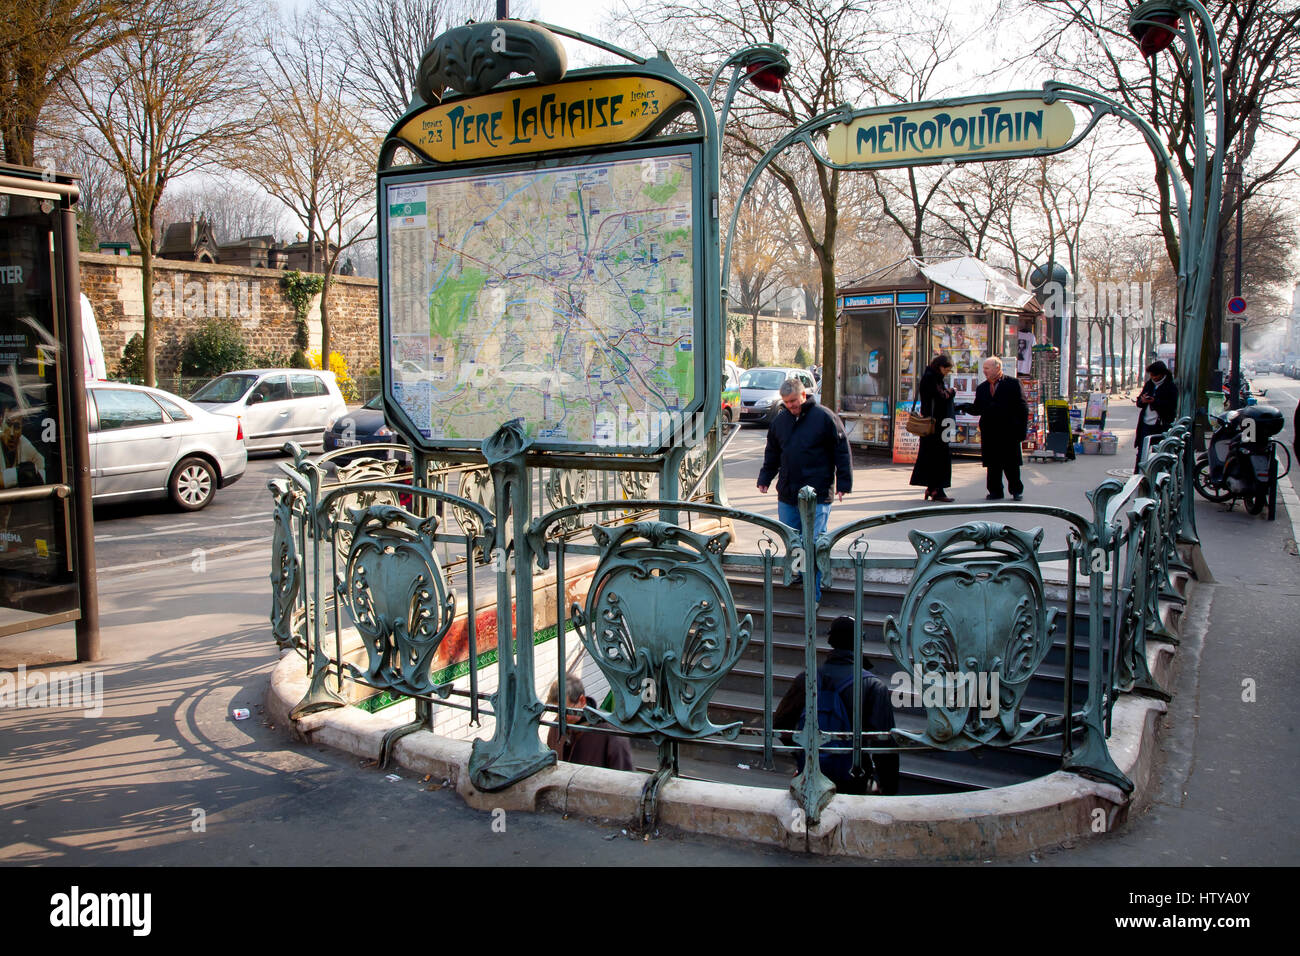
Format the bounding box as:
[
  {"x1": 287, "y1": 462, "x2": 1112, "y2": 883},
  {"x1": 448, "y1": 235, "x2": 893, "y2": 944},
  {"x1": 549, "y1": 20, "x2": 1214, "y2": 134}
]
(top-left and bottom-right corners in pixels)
[{"x1": 909, "y1": 354, "x2": 956, "y2": 501}]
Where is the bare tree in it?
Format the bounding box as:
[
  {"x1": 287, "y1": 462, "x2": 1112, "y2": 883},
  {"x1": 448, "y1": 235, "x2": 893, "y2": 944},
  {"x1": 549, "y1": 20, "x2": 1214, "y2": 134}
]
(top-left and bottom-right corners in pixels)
[
  {"x1": 62, "y1": 0, "x2": 259, "y2": 385},
  {"x1": 324, "y1": 0, "x2": 520, "y2": 123},
  {"x1": 163, "y1": 179, "x2": 288, "y2": 245},
  {"x1": 722, "y1": 154, "x2": 787, "y2": 365},
  {"x1": 241, "y1": 11, "x2": 379, "y2": 361},
  {"x1": 0, "y1": 0, "x2": 142, "y2": 166},
  {"x1": 1026, "y1": 0, "x2": 1300, "y2": 396},
  {"x1": 624, "y1": 0, "x2": 896, "y2": 408}
]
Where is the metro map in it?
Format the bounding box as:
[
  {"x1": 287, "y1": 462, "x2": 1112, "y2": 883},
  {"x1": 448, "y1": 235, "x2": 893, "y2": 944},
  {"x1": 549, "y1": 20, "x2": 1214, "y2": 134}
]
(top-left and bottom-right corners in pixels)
[{"x1": 384, "y1": 150, "x2": 698, "y2": 450}]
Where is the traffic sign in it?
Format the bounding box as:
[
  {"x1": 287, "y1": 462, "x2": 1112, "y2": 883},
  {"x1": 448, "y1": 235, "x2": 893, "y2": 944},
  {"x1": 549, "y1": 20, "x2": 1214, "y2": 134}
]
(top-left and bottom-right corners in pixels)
[{"x1": 1227, "y1": 295, "x2": 1247, "y2": 314}]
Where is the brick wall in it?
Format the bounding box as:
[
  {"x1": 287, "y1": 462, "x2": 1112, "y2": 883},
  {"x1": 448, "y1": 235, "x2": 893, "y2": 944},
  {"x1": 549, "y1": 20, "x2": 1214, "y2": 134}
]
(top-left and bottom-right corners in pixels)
[
  {"x1": 79, "y1": 253, "x2": 380, "y2": 378},
  {"x1": 728, "y1": 313, "x2": 818, "y2": 366}
]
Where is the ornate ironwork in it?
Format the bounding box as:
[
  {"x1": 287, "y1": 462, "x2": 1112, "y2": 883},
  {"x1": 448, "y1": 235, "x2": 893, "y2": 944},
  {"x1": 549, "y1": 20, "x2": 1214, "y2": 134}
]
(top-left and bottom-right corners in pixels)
[
  {"x1": 339, "y1": 505, "x2": 457, "y2": 700},
  {"x1": 618, "y1": 469, "x2": 654, "y2": 500},
  {"x1": 330, "y1": 457, "x2": 404, "y2": 557},
  {"x1": 544, "y1": 468, "x2": 591, "y2": 533},
  {"x1": 416, "y1": 20, "x2": 568, "y2": 103},
  {"x1": 573, "y1": 521, "x2": 752, "y2": 741},
  {"x1": 452, "y1": 466, "x2": 492, "y2": 557},
  {"x1": 269, "y1": 478, "x2": 308, "y2": 650},
  {"x1": 883, "y1": 522, "x2": 1057, "y2": 749}
]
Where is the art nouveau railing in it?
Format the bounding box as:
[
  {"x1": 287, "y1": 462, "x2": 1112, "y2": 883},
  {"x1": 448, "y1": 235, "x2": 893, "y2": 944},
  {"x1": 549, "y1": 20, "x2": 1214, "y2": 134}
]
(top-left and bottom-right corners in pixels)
[{"x1": 270, "y1": 419, "x2": 1192, "y2": 826}]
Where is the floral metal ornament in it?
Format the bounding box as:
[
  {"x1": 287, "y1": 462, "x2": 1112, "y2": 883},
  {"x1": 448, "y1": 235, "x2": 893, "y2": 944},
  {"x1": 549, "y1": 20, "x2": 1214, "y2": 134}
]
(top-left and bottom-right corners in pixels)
[
  {"x1": 416, "y1": 20, "x2": 568, "y2": 104},
  {"x1": 339, "y1": 505, "x2": 457, "y2": 700},
  {"x1": 572, "y1": 521, "x2": 752, "y2": 741},
  {"x1": 269, "y1": 478, "x2": 309, "y2": 650},
  {"x1": 330, "y1": 457, "x2": 404, "y2": 558},
  {"x1": 883, "y1": 522, "x2": 1057, "y2": 749}
]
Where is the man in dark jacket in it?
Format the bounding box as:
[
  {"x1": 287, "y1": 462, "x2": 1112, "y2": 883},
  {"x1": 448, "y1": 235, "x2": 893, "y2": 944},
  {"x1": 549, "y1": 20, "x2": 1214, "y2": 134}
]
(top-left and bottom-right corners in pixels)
[
  {"x1": 961, "y1": 356, "x2": 1029, "y2": 500},
  {"x1": 756, "y1": 378, "x2": 852, "y2": 602},
  {"x1": 545, "y1": 676, "x2": 635, "y2": 772},
  {"x1": 773, "y1": 617, "x2": 899, "y2": 795},
  {"x1": 1134, "y1": 360, "x2": 1178, "y2": 472}
]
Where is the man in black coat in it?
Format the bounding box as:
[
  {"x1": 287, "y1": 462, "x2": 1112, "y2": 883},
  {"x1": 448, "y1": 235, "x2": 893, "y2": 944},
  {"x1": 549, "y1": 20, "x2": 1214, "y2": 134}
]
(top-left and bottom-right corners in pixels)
[
  {"x1": 1134, "y1": 360, "x2": 1178, "y2": 472},
  {"x1": 757, "y1": 378, "x2": 852, "y2": 602},
  {"x1": 960, "y1": 356, "x2": 1029, "y2": 500},
  {"x1": 773, "y1": 617, "x2": 899, "y2": 795}
]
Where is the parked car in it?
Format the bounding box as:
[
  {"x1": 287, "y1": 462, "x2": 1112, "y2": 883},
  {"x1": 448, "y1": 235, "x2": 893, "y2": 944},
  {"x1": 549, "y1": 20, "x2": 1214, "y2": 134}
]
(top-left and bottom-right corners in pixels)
[
  {"x1": 738, "y1": 366, "x2": 818, "y2": 425},
  {"x1": 722, "y1": 362, "x2": 741, "y2": 423},
  {"x1": 322, "y1": 393, "x2": 410, "y2": 464},
  {"x1": 189, "y1": 369, "x2": 346, "y2": 453},
  {"x1": 88, "y1": 382, "x2": 247, "y2": 511}
]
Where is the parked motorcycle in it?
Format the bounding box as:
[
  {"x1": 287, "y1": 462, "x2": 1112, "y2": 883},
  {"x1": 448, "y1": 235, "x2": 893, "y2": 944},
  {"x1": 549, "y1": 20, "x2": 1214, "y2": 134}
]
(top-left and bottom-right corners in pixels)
[{"x1": 1194, "y1": 405, "x2": 1292, "y2": 518}]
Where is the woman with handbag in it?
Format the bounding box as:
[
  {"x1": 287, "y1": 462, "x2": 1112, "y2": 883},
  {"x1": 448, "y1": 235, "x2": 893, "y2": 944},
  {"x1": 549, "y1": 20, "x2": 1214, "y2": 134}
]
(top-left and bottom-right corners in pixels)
[{"x1": 909, "y1": 354, "x2": 956, "y2": 501}]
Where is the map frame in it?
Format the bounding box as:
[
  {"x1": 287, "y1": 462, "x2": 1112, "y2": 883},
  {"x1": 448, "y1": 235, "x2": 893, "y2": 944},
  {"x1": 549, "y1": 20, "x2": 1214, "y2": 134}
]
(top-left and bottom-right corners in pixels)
[{"x1": 377, "y1": 139, "x2": 709, "y2": 457}]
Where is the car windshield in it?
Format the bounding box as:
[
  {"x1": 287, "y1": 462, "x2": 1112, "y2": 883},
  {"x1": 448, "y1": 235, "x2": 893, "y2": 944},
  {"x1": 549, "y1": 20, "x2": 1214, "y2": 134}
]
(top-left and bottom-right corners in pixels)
[
  {"x1": 191, "y1": 374, "x2": 257, "y2": 403},
  {"x1": 740, "y1": 369, "x2": 788, "y2": 390},
  {"x1": 364, "y1": 393, "x2": 383, "y2": 410}
]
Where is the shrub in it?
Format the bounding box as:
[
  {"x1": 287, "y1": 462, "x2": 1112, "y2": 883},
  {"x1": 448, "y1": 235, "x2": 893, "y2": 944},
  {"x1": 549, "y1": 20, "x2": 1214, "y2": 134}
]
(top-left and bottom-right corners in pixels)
[
  {"x1": 289, "y1": 349, "x2": 312, "y2": 369},
  {"x1": 116, "y1": 333, "x2": 146, "y2": 380},
  {"x1": 308, "y1": 348, "x2": 358, "y2": 403},
  {"x1": 740, "y1": 348, "x2": 753, "y2": 368},
  {"x1": 794, "y1": 346, "x2": 809, "y2": 367},
  {"x1": 179, "y1": 318, "x2": 250, "y2": 378}
]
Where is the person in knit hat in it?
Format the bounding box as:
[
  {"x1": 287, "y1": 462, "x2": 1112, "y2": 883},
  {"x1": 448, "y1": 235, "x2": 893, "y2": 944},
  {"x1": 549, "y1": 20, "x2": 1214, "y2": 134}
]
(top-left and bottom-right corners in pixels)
[{"x1": 773, "y1": 616, "x2": 899, "y2": 795}]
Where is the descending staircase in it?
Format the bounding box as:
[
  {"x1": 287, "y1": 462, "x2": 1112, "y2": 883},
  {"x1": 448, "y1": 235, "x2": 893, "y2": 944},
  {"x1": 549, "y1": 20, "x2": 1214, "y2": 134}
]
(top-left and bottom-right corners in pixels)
[{"x1": 631, "y1": 570, "x2": 1102, "y2": 796}]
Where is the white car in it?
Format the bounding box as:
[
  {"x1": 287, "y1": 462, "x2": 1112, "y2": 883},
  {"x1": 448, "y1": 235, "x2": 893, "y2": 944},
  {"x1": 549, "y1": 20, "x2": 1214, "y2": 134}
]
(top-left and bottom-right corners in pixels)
[
  {"x1": 88, "y1": 382, "x2": 248, "y2": 511},
  {"x1": 189, "y1": 369, "x2": 347, "y2": 452}
]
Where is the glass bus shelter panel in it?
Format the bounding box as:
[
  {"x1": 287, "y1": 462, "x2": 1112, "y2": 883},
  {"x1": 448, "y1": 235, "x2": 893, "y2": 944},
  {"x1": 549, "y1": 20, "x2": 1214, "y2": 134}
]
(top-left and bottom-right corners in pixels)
[{"x1": 0, "y1": 207, "x2": 80, "y2": 633}]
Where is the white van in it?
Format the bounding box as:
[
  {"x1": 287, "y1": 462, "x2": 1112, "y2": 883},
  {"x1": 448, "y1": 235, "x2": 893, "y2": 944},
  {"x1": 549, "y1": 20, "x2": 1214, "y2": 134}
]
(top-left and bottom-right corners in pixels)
[{"x1": 80, "y1": 294, "x2": 107, "y2": 380}]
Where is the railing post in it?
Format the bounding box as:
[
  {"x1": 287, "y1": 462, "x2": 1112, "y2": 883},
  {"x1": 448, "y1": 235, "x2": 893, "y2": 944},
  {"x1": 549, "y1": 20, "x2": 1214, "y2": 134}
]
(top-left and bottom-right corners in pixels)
[
  {"x1": 469, "y1": 422, "x2": 556, "y2": 791},
  {"x1": 790, "y1": 486, "x2": 834, "y2": 824}
]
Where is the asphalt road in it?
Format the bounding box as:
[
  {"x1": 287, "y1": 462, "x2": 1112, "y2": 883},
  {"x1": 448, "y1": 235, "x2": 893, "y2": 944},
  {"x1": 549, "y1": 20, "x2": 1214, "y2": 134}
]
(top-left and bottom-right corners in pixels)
[{"x1": 91, "y1": 452, "x2": 285, "y2": 579}]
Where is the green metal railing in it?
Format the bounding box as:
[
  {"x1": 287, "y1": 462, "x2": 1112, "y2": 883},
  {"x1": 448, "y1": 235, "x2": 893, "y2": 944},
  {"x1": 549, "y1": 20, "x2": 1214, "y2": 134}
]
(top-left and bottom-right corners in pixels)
[{"x1": 270, "y1": 421, "x2": 1192, "y2": 827}]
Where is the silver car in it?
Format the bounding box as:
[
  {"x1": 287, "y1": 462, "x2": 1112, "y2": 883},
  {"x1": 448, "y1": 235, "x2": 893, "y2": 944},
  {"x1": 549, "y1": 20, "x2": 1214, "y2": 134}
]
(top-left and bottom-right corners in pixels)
[
  {"x1": 738, "y1": 366, "x2": 818, "y2": 425},
  {"x1": 189, "y1": 369, "x2": 347, "y2": 452},
  {"x1": 89, "y1": 382, "x2": 248, "y2": 511}
]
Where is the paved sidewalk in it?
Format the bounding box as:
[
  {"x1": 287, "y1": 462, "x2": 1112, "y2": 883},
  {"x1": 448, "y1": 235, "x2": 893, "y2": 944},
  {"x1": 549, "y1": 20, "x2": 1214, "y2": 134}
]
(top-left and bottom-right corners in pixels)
[{"x1": 0, "y1": 397, "x2": 1296, "y2": 865}]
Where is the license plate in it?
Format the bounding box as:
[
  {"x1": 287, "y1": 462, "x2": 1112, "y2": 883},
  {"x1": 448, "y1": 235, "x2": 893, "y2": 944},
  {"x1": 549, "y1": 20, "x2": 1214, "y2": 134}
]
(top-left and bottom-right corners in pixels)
[{"x1": 337, "y1": 437, "x2": 359, "y2": 447}]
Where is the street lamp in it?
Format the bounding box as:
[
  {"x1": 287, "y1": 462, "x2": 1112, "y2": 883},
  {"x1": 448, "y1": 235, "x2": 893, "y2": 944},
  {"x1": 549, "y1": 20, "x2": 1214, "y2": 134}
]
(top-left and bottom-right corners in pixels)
[
  {"x1": 707, "y1": 44, "x2": 790, "y2": 141},
  {"x1": 1126, "y1": 0, "x2": 1225, "y2": 544}
]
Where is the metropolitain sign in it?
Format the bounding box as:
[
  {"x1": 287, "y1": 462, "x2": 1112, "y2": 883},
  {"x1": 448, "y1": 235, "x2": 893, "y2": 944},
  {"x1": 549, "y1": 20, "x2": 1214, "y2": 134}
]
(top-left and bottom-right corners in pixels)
[
  {"x1": 827, "y1": 97, "x2": 1076, "y2": 168},
  {"x1": 394, "y1": 75, "x2": 687, "y2": 163}
]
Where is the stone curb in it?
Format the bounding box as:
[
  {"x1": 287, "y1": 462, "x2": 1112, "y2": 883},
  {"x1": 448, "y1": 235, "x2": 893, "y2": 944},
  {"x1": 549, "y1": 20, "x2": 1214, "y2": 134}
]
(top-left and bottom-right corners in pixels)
[{"x1": 265, "y1": 599, "x2": 1188, "y2": 860}]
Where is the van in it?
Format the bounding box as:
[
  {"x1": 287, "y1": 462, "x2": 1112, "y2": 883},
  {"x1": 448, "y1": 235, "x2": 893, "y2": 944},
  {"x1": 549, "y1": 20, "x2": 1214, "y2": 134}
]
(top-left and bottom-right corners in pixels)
[{"x1": 80, "y1": 294, "x2": 107, "y2": 380}]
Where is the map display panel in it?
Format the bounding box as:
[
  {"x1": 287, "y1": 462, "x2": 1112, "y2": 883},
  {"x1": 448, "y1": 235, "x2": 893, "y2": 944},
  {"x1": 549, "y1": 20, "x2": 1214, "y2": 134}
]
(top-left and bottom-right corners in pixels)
[{"x1": 383, "y1": 150, "x2": 699, "y2": 451}]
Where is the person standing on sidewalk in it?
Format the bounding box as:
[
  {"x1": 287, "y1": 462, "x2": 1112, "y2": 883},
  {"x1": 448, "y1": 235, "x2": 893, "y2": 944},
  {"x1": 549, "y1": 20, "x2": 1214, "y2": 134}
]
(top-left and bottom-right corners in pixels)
[
  {"x1": 960, "y1": 356, "x2": 1029, "y2": 500},
  {"x1": 909, "y1": 354, "x2": 957, "y2": 501},
  {"x1": 757, "y1": 378, "x2": 852, "y2": 601},
  {"x1": 1134, "y1": 360, "x2": 1178, "y2": 472}
]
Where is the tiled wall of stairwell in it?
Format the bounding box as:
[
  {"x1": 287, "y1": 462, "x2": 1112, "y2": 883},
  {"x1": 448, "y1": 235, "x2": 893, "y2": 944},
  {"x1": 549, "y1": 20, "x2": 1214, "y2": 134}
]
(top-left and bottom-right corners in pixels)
[{"x1": 79, "y1": 253, "x2": 380, "y2": 380}]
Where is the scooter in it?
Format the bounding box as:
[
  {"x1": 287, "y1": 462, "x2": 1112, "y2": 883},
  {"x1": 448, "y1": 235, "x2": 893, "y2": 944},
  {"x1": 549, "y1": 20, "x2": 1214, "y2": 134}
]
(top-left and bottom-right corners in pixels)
[{"x1": 1194, "y1": 405, "x2": 1292, "y2": 519}]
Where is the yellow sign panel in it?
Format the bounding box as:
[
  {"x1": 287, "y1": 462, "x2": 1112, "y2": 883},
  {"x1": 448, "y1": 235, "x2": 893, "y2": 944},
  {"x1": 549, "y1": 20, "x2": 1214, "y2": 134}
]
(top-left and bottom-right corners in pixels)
[
  {"x1": 396, "y1": 76, "x2": 688, "y2": 163},
  {"x1": 827, "y1": 99, "x2": 1076, "y2": 166}
]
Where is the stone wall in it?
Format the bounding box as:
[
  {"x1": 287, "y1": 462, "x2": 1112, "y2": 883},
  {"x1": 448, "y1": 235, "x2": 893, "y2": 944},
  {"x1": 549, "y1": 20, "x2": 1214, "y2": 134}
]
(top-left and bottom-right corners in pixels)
[
  {"x1": 728, "y1": 313, "x2": 819, "y2": 367},
  {"x1": 79, "y1": 253, "x2": 380, "y2": 378}
]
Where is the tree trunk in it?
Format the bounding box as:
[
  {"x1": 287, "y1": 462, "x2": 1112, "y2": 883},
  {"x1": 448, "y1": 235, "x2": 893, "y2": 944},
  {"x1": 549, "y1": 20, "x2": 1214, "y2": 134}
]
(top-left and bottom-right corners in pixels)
[
  {"x1": 140, "y1": 248, "x2": 156, "y2": 387},
  {"x1": 320, "y1": 268, "x2": 332, "y2": 363},
  {"x1": 750, "y1": 310, "x2": 759, "y2": 366},
  {"x1": 1121, "y1": 314, "x2": 1129, "y2": 388},
  {"x1": 819, "y1": 251, "x2": 837, "y2": 410},
  {"x1": 1107, "y1": 316, "x2": 1117, "y2": 392}
]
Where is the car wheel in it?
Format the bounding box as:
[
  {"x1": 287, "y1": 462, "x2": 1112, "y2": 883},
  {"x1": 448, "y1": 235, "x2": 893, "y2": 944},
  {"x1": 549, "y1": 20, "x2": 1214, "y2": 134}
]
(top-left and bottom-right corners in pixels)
[{"x1": 170, "y1": 456, "x2": 216, "y2": 511}]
